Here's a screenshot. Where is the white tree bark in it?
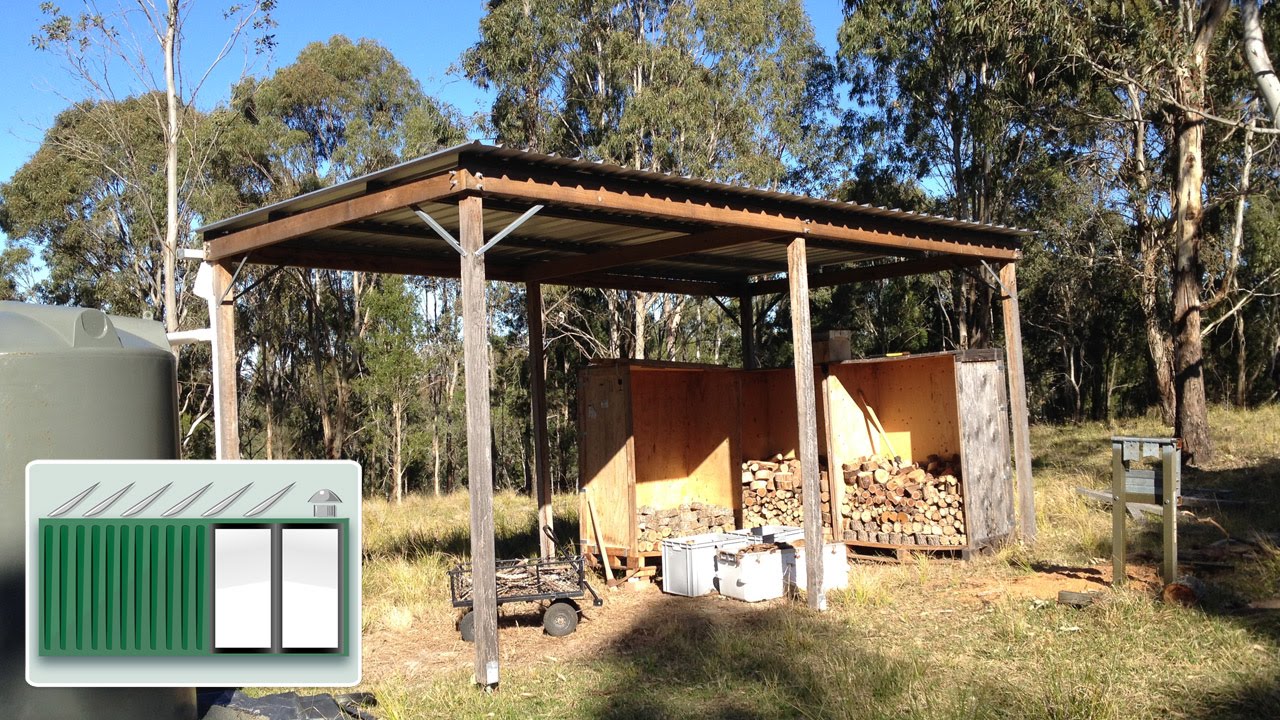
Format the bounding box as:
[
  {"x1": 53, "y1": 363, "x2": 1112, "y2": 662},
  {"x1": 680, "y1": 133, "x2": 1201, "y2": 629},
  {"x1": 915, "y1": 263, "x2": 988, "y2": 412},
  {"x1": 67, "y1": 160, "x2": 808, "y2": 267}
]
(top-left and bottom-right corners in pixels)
[{"x1": 1243, "y1": 0, "x2": 1280, "y2": 127}]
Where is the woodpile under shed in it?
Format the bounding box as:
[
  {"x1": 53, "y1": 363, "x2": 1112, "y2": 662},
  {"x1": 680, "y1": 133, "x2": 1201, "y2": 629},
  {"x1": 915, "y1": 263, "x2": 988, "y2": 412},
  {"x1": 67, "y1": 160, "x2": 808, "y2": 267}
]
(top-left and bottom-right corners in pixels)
[
  {"x1": 636, "y1": 503, "x2": 735, "y2": 552},
  {"x1": 840, "y1": 454, "x2": 967, "y2": 546},
  {"x1": 740, "y1": 453, "x2": 834, "y2": 531}
]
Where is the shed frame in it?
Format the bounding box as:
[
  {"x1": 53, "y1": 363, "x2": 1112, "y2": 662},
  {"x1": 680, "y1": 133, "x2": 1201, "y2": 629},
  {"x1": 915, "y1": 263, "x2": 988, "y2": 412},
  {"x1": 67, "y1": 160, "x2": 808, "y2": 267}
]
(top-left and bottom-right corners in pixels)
[{"x1": 195, "y1": 141, "x2": 1034, "y2": 688}]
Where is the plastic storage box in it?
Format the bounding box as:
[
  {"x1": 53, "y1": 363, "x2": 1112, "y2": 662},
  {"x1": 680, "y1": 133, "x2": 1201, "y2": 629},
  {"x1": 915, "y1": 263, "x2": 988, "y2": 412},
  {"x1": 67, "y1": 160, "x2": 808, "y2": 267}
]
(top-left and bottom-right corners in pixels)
[
  {"x1": 716, "y1": 547, "x2": 786, "y2": 602},
  {"x1": 731, "y1": 525, "x2": 804, "y2": 544},
  {"x1": 661, "y1": 532, "x2": 752, "y2": 596},
  {"x1": 783, "y1": 542, "x2": 850, "y2": 593}
]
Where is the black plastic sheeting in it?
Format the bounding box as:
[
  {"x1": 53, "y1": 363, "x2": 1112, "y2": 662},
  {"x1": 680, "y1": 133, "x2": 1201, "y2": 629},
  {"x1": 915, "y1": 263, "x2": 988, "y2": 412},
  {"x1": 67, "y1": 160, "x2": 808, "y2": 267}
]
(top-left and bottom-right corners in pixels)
[{"x1": 198, "y1": 689, "x2": 378, "y2": 720}]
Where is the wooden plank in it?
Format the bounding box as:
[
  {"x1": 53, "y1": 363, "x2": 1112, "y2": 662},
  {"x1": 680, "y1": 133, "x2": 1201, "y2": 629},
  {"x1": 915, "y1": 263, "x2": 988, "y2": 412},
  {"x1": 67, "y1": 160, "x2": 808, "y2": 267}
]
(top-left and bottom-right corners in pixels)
[
  {"x1": 526, "y1": 282, "x2": 554, "y2": 559},
  {"x1": 999, "y1": 263, "x2": 1036, "y2": 543},
  {"x1": 746, "y1": 256, "x2": 987, "y2": 296},
  {"x1": 473, "y1": 169, "x2": 1022, "y2": 261},
  {"x1": 576, "y1": 365, "x2": 635, "y2": 551},
  {"x1": 459, "y1": 196, "x2": 499, "y2": 688},
  {"x1": 524, "y1": 227, "x2": 779, "y2": 282},
  {"x1": 954, "y1": 357, "x2": 1015, "y2": 547},
  {"x1": 739, "y1": 294, "x2": 756, "y2": 370},
  {"x1": 630, "y1": 369, "x2": 739, "y2": 513},
  {"x1": 205, "y1": 172, "x2": 459, "y2": 260},
  {"x1": 787, "y1": 237, "x2": 826, "y2": 611},
  {"x1": 210, "y1": 261, "x2": 240, "y2": 460}
]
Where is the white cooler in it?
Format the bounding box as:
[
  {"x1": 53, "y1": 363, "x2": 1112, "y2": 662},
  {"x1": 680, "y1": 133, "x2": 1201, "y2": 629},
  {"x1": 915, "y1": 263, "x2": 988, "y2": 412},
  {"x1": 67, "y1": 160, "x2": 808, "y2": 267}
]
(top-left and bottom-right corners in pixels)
[{"x1": 661, "y1": 532, "x2": 752, "y2": 596}]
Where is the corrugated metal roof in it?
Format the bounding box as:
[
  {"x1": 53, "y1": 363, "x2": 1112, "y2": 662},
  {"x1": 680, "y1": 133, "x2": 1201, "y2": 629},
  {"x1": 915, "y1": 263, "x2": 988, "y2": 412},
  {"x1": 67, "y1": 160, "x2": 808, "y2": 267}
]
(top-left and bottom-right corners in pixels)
[
  {"x1": 196, "y1": 141, "x2": 1031, "y2": 240},
  {"x1": 194, "y1": 142, "x2": 1025, "y2": 289}
]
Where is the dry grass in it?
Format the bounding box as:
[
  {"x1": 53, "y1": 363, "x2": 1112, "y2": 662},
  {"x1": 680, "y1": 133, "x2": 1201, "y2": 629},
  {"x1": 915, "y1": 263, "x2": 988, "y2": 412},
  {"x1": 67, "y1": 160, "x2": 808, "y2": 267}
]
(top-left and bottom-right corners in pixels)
[{"x1": 272, "y1": 406, "x2": 1280, "y2": 719}]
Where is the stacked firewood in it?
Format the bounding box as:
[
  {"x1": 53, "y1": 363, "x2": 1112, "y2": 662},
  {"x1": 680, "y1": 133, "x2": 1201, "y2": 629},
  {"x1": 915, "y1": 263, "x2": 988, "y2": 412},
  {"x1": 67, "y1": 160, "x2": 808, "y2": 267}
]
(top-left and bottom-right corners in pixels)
[
  {"x1": 636, "y1": 502, "x2": 735, "y2": 552},
  {"x1": 840, "y1": 455, "x2": 967, "y2": 547},
  {"x1": 739, "y1": 454, "x2": 834, "y2": 531}
]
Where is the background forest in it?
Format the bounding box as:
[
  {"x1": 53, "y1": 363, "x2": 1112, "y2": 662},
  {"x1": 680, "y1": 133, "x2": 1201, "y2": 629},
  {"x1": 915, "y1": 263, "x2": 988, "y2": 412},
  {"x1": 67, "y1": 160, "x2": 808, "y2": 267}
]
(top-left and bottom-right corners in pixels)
[{"x1": 2, "y1": 0, "x2": 1279, "y2": 500}]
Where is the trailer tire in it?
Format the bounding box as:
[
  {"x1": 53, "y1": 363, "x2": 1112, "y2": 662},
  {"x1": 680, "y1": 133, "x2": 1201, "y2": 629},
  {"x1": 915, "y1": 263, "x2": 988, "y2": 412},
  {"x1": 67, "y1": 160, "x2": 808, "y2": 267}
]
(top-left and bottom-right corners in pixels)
[
  {"x1": 543, "y1": 602, "x2": 579, "y2": 637},
  {"x1": 458, "y1": 611, "x2": 475, "y2": 642}
]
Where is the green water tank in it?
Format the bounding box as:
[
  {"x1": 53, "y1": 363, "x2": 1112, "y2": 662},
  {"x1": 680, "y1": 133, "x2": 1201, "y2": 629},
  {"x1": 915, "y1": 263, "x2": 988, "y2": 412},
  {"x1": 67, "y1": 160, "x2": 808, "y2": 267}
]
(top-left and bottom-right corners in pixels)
[{"x1": 0, "y1": 302, "x2": 194, "y2": 720}]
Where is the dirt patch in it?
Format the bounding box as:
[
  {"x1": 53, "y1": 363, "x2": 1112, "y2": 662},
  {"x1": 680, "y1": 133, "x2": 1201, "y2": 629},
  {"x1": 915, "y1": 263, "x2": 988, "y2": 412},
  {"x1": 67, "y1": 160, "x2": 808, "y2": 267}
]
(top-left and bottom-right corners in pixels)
[{"x1": 955, "y1": 563, "x2": 1163, "y2": 607}]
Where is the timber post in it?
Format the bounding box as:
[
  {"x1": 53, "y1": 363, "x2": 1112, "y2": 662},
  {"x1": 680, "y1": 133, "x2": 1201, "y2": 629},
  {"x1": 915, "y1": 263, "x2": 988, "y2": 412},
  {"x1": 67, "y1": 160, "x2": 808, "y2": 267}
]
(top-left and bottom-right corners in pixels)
[
  {"x1": 787, "y1": 237, "x2": 825, "y2": 611},
  {"x1": 527, "y1": 281, "x2": 555, "y2": 559},
  {"x1": 460, "y1": 195, "x2": 500, "y2": 687},
  {"x1": 999, "y1": 262, "x2": 1035, "y2": 543},
  {"x1": 211, "y1": 261, "x2": 240, "y2": 460}
]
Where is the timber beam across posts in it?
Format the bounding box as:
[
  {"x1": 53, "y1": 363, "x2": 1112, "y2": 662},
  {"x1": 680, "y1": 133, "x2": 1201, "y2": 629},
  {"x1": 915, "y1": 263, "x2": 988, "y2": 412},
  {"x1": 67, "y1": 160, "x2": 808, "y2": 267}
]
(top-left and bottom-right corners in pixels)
[
  {"x1": 469, "y1": 170, "x2": 1022, "y2": 262},
  {"x1": 205, "y1": 171, "x2": 462, "y2": 261},
  {"x1": 787, "y1": 236, "x2": 826, "y2": 612},
  {"x1": 527, "y1": 282, "x2": 555, "y2": 559},
  {"x1": 210, "y1": 261, "x2": 240, "y2": 460},
  {"x1": 743, "y1": 255, "x2": 986, "y2": 296},
  {"x1": 1000, "y1": 262, "x2": 1035, "y2": 544},
  {"x1": 459, "y1": 196, "x2": 500, "y2": 688},
  {"x1": 523, "y1": 227, "x2": 783, "y2": 282}
]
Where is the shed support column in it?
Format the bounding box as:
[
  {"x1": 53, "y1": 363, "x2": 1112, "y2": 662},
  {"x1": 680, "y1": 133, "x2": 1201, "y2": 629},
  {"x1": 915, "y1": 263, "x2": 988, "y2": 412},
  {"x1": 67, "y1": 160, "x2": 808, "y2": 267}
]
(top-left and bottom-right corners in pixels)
[
  {"x1": 527, "y1": 282, "x2": 555, "y2": 559},
  {"x1": 787, "y1": 237, "x2": 825, "y2": 611},
  {"x1": 211, "y1": 261, "x2": 240, "y2": 460},
  {"x1": 739, "y1": 293, "x2": 756, "y2": 370},
  {"x1": 999, "y1": 262, "x2": 1035, "y2": 544},
  {"x1": 460, "y1": 196, "x2": 499, "y2": 687}
]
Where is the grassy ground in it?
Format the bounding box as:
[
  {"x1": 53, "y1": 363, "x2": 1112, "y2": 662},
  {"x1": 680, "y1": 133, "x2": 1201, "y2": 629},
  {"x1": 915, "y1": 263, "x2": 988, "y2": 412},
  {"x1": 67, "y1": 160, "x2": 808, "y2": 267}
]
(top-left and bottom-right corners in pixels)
[{"x1": 310, "y1": 406, "x2": 1280, "y2": 719}]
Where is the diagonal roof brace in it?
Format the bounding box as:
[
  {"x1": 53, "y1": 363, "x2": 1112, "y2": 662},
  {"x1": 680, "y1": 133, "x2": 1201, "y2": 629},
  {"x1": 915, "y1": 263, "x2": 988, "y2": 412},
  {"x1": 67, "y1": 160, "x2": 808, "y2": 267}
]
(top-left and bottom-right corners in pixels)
[
  {"x1": 476, "y1": 204, "x2": 543, "y2": 256},
  {"x1": 410, "y1": 204, "x2": 465, "y2": 255}
]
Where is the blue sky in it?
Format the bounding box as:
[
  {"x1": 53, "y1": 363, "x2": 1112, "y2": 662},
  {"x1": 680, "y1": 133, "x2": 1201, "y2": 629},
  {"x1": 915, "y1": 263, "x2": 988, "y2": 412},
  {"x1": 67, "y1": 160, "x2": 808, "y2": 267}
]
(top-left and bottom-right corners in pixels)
[{"x1": 0, "y1": 1, "x2": 845, "y2": 252}]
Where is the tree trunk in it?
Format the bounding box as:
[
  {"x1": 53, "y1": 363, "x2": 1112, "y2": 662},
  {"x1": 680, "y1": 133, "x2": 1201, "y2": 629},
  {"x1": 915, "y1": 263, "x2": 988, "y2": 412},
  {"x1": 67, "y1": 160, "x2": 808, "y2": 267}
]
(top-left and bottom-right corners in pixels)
[
  {"x1": 1235, "y1": 313, "x2": 1248, "y2": 407},
  {"x1": 1170, "y1": 1, "x2": 1227, "y2": 465},
  {"x1": 1242, "y1": 0, "x2": 1280, "y2": 126},
  {"x1": 432, "y1": 428, "x2": 441, "y2": 496},
  {"x1": 634, "y1": 291, "x2": 647, "y2": 359},
  {"x1": 162, "y1": 0, "x2": 180, "y2": 342},
  {"x1": 392, "y1": 399, "x2": 403, "y2": 504}
]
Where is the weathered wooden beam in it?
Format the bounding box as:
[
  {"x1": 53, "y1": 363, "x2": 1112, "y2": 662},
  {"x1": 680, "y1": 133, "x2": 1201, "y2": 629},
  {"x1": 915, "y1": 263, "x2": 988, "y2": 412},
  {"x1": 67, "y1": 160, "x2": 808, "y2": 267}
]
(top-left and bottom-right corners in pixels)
[
  {"x1": 999, "y1": 262, "x2": 1035, "y2": 544},
  {"x1": 204, "y1": 172, "x2": 459, "y2": 261},
  {"x1": 527, "y1": 282, "x2": 555, "y2": 559},
  {"x1": 745, "y1": 255, "x2": 983, "y2": 296},
  {"x1": 460, "y1": 196, "x2": 499, "y2": 687},
  {"x1": 788, "y1": 237, "x2": 826, "y2": 611},
  {"x1": 211, "y1": 261, "x2": 240, "y2": 460},
  {"x1": 249, "y1": 245, "x2": 742, "y2": 296},
  {"x1": 474, "y1": 171, "x2": 1021, "y2": 261},
  {"x1": 524, "y1": 227, "x2": 780, "y2": 282},
  {"x1": 739, "y1": 293, "x2": 756, "y2": 370}
]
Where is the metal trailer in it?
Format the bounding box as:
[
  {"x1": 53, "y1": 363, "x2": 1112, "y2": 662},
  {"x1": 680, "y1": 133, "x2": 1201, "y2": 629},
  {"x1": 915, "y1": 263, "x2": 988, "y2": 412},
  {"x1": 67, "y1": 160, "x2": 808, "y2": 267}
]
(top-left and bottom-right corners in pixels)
[{"x1": 449, "y1": 544, "x2": 602, "y2": 640}]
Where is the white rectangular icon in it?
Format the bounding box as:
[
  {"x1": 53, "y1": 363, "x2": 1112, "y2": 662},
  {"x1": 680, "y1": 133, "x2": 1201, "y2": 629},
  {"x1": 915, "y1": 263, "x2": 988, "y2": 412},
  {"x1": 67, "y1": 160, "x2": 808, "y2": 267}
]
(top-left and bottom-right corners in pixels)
[
  {"x1": 281, "y1": 527, "x2": 340, "y2": 650},
  {"x1": 213, "y1": 527, "x2": 273, "y2": 650}
]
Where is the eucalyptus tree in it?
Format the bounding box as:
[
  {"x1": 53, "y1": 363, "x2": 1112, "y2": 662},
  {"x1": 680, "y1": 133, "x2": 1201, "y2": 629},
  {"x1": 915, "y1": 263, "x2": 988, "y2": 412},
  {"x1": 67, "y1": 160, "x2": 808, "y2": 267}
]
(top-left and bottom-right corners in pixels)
[{"x1": 223, "y1": 36, "x2": 467, "y2": 464}]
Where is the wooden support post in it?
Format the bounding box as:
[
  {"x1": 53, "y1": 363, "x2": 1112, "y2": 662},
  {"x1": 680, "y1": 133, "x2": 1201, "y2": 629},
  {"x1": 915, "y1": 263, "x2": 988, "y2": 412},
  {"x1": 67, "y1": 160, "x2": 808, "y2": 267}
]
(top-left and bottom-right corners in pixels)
[
  {"x1": 460, "y1": 196, "x2": 499, "y2": 688},
  {"x1": 999, "y1": 263, "x2": 1035, "y2": 543},
  {"x1": 210, "y1": 261, "x2": 240, "y2": 460},
  {"x1": 1111, "y1": 444, "x2": 1126, "y2": 587},
  {"x1": 739, "y1": 293, "x2": 756, "y2": 370},
  {"x1": 527, "y1": 282, "x2": 555, "y2": 559},
  {"x1": 1161, "y1": 445, "x2": 1178, "y2": 584},
  {"x1": 787, "y1": 237, "x2": 825, "y2": 611}
]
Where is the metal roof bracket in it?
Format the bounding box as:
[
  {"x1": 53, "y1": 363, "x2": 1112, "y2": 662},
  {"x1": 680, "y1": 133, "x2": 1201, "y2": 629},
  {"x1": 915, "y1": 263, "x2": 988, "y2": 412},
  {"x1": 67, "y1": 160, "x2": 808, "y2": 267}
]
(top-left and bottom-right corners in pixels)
[
  {"x1": 476, "y1": 204, "x2": 543, "y2": 256},
  {"x1": 410, "y1": 203, "x2": 466, "y2": 256}
]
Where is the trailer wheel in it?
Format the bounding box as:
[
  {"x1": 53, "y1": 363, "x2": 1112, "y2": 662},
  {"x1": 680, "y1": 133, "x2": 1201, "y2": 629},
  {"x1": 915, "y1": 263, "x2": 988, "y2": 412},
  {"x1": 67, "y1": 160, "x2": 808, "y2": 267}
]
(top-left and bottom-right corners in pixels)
[
  {"x1": 543, "y1": 602, "x2": 579, "y2": 637},
  {"x1": 458, "y1": 611, "x2": 475, "y2": 642}
]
